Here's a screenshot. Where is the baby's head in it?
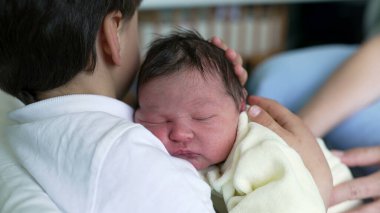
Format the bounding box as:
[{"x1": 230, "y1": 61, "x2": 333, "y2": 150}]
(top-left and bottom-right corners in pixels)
[{"x1": 135, "y1": 29, "x2": 246, "y2": 170}]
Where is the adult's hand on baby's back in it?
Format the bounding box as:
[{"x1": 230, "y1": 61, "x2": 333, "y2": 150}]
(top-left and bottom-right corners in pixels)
[
  {"x1": 247, "y1": 96, "x2": 333, "y2": 208},
  {"x1": 210, "y1": 36, "x2": 248, "y2": 86},
  {"x1": 329, "y1": 147, "x2": 380, "y2": 212}
]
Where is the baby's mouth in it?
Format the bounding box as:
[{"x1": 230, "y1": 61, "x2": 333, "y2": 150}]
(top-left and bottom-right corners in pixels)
[{"x1": 172, "y1": 150, "x2": 199, "y2": 159}]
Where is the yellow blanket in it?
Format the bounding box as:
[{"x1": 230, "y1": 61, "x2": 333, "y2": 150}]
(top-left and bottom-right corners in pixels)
[{"x1": 204, "y1": 112, "x2": 325, "y2": 213}]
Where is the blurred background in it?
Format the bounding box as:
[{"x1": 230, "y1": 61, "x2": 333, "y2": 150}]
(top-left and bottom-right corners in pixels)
[{"x1": 138, "y1": 0, "x2": 370, "y2": 71}]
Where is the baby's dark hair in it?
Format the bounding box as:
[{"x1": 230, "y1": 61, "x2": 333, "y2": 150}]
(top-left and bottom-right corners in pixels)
[
  {"x1": 138, "y1": 29, "x2": 245, "y2": 110},
  {"x1": 0, "y1": 0, "x2": 142, "y2": 104}
]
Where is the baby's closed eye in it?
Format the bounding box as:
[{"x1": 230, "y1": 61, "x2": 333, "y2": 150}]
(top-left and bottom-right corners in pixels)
[
  {"x1": 193, "y1": 115, "x2": 216, "y2": 121},
  {"x1": 138, "y1": 119, "x2": 168, "y2": 125}
]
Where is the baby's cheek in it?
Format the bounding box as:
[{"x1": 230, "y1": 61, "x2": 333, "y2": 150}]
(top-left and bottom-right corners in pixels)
[
  {"x1": 151, "y1": 127, "x2": 176, "y2": 154},
  {"x1": 148, "y1": 127, "x2": 168, "y2": 143}
]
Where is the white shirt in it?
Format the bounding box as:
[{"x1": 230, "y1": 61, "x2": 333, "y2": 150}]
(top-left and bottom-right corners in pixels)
[
  {"x1": 0, "y1": 91, "x2": 61, "y2": 213},
  {"x1": 7, "y1": 95, "x2": 214, "y2": 213}
]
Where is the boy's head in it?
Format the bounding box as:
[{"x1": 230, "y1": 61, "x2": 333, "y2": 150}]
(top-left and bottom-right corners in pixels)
[
  {"x1": 0, "y1": 0, "x2": 141, "y2": 104},
  {"x1": 135, "y1": 30, "x2": 246, "y2": 170}
]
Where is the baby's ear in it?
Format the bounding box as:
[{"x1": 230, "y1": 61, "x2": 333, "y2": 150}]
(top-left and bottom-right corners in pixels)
[{"x1": 240, "y1": 88, "x2": 248, "y2": 112}]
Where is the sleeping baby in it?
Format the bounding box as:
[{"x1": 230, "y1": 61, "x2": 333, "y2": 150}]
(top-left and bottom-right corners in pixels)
[{"x1": 134, "y1": 29, "x2": 360, "y2": 213}]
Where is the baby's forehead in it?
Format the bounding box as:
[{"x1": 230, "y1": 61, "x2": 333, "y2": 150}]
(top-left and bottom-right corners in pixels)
[
  {"x1": 178, "y1": 68, "x2": 233, "y2": 94},
  {"x1": 179, "y1": 67, "x2": 226, "y2": 85}
]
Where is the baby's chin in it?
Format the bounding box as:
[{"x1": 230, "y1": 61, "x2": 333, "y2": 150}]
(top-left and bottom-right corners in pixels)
[
  {"x1": 169, "y1": 151, "x2": 214, "y2": 170},
  {"x1": 176, "y1": 156, "x2": 210, "y2": 170},
  {"x1": 188, "y1": 159, "x2": 211, "y2": 171}
]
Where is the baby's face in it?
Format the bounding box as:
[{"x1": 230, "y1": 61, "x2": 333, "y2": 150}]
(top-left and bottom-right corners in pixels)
[{"x1": 135, "y1": 70, "x2": 240, "y2": 170}]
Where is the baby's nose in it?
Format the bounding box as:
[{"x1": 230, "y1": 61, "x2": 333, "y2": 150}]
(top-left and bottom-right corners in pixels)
[{"x1": 169, "y1": 123, "x2": 194, "y2": 143}]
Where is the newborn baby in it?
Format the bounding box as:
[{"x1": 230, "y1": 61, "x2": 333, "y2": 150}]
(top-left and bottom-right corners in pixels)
[{"x1": 135, "y1": 29, "x2": 360, "y2": 213}]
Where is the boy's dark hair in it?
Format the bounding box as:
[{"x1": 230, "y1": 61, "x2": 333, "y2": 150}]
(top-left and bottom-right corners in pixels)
[
  {"x1": 0, "y1": 0, "x2": 142, "y2": 104},
  {"x1": 138, "y1": 29, "x2": 245, "y2": 110}
]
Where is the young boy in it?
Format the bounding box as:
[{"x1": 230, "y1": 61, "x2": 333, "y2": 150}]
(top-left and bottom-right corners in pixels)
[
  {"x1": 134, "y1": 30, "x2": 361, "y2": 213},
  {"x1": 0, "y1": 1, "x2": 246, "y2": 212}
]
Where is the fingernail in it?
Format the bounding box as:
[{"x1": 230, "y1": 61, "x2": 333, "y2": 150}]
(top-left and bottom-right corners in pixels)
[
  {"x1": 331, "y1": 150, "x2": 344, "y2": 158},
  {"x1": 249, "y1": 105, "x2": 261, "y2": 117}
]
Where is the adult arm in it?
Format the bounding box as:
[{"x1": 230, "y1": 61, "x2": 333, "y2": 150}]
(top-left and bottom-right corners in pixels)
[
  {"x1": 299, "y1": 35, "x2": 380, "y2": 137},
  {"x1": 329, "y1": 147, "x2": 380, "y2": 212},
  {"x1": 247, "y1": 96, "x2": 333, "y2": 208}
]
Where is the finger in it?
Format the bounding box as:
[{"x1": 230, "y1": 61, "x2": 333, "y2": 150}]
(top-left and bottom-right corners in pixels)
[
  {"x1": 234, "y1": 65, "x2": 248, "y2": 86},
  {"x1": 329, "y1": 172, "x2": 380, "y2": 206},
  {"x1": 247, "y1": 104, "x2": 290, "y2": 140},
  {"x1": 210, "y1": 37, "x2": 248, "y2": 86},
  {"x1": 225, "y1": 48, "x2": 243, "y2": 66},
  {"x1": 340, "y1": 146, "x2": 380, "y2": 167},
  {"x1": 210, "y1": 36, "x2": 243, "y2": 66},
  {"x1": 248, "y1": 97, "x2": 332, "y2": 206},
  {"x1": 248, "y1": 96, "x2": 303, "y2": 133},
  {"x1": 210, "y1": 36, "x2": 228, "y2": 50},
  {"x1": 248, "y1": 96, "x2": 324, "y2": 158},
  {"x1": 225, "y1": 49, "x2": 246, "y2": 84},
  {"x1": 345, "y1": 200, "x2": 380, "y2": 213},
  {"x1": 210, "y1": 37, "x2": 243, "y2": 66}
]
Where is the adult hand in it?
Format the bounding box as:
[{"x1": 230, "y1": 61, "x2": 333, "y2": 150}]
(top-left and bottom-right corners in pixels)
[
  {"x1": 247, "y1": 96, "x2": 333, "y2": 207},
  {"x1": 329, "y1": 147, "x2": 380, "y2": 212},
  {"x1": 210, "y1": 36, "x2": 248, "y2": 86}
]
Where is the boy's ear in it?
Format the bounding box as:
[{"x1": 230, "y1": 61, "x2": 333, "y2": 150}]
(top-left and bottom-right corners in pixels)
[{"x1": 102, "y1": 11, "x2": 123, "y2": 66}]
